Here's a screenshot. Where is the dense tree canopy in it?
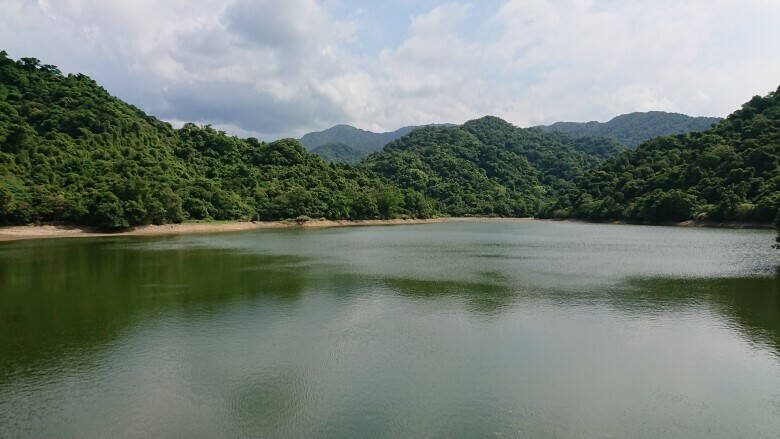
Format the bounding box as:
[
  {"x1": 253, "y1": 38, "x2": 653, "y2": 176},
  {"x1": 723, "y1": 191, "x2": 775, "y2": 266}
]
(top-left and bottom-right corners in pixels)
[
  {"x1": 362, "y1": 116, "x2": 624, "y2": 217},
  {"x1": 363, "y1": 126, "x2": 542, "y2": 216},
  {"x1": 0, "y1": 51, "x2": 434, "y2": 229},
  {"x1": 543, "y1": 87, "x2": 780, "y2": 224},
  {"x1": 310, "y1": 142, "x2": 367, "y2": 164}
]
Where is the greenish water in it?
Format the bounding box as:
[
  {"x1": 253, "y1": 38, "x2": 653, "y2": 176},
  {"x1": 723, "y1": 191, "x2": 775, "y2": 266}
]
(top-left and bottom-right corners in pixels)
[{"x1": 1, "y1": 221, "x2": 779, "y2": 438}]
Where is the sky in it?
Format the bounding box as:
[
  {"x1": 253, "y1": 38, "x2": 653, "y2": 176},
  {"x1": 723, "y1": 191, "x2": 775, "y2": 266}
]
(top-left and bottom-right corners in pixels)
[{"x1": 2, "y1": 0, "x2": 779, "y2": 140}]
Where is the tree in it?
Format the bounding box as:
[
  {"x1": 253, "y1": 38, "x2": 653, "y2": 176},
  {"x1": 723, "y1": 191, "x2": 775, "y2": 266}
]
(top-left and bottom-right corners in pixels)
[
  {"x1": 0, "y1": 186, "x2": 15, "y2": 223},
  {"x1": 159, "y1": 188, "x2": 185, "y2": 223},
  {"x1": 376, "y1": 188, "x2": 403, "y2": 219},
  {"x1": 91, "y1": 193, "x2": 128, "y2": 230}
]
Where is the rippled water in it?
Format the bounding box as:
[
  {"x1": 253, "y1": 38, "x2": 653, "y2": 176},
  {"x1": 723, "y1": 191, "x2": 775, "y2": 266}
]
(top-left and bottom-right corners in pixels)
[{"x1": 1, "y1": 221, "x2": 779, "y2": 438}]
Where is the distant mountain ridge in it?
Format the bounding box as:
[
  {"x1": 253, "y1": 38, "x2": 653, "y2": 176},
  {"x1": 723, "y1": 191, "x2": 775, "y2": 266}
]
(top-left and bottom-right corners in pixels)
[
  {"x1": 301, "y1": 124, "x2": 418, "y2": 151},
  {"x1": 300, "y1": 123, "x2": 453, "y2": 162},
  {"x1": 535, "y1": 111, "x2": 721, "y2": 149},
  {"x1": 306, "y1": 112, "x2": 721, "y2": 163}
]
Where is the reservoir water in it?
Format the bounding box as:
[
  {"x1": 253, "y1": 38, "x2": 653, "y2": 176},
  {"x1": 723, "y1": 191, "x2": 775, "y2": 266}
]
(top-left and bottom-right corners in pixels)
[{"x1": 1, "y1": 221, "x2": 779, "y2": 438}]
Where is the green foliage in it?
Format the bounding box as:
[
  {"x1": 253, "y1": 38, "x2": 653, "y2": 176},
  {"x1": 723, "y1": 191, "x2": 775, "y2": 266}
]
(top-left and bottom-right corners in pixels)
[
  {"x1": 547, "y1": 87, "x2": 780, "y2": 225},
  {"x1": 362, "y1": 116, "x2": 622, "y2": 217},
  {"x1": 310, "y1": 142, "x2": 367, "y2": 164},
  {"x1": 563, "y1": 135, "x2": 627, "y2": 159},
  {"x1": 536, "y1": 111, "x2": 721, "y2": 149},
  {"x1": 461, "y1": 116, "x2": 617, "y2": 185},
  {"x1": 0, "y1": 51, "x2": 433, "y2": 229}
]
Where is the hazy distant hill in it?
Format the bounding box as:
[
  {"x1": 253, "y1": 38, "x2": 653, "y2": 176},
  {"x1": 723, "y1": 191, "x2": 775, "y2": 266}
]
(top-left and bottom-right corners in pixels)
[
  {"x1": 535, "y1": 111, "x2": 721, "y2": 149},
  {"x1": 301, "y1": 123, "x2": 454, "y2": 162},
  {"x1": 301, "y1": 125, "x2": 417, "y2": 152},
  {"x1": 307, "y1": 112, "x2": 719, "y2": 163}
]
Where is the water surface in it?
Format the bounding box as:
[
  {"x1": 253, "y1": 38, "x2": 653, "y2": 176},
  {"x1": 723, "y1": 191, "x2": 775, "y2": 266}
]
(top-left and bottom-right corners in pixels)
[{"x1": 1, "y1": 221, "x2": 779, "y2": 438}]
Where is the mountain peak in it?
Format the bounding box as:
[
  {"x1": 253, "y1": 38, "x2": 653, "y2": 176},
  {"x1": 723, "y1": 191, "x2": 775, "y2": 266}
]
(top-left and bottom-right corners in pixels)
[{"x1": 463, "y1": 115, "x2": 513, "y2": 127}]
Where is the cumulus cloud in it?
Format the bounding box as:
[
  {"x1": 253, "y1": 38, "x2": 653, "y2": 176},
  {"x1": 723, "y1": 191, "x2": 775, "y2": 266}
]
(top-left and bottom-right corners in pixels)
[{"x1": 1, "y1": 0, "x2": 779, "y2": 139}]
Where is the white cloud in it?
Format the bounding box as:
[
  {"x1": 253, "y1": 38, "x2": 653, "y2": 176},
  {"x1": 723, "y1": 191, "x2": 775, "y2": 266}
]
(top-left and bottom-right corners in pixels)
[
  {"x1": 1, "y1": 0, "x2": 779, "y2": 139},
  {"x1": 487, "y1": 0, "x2": 780, "y2": 123}
]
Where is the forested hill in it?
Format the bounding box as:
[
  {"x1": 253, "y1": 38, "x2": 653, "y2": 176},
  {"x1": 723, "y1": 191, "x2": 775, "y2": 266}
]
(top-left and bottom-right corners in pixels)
[
  {"x1": 544, "y1": 87, "x2": 780, "y2": 224},
  {"x1": 309, "y1": 142, "x2": 366, "y2": 164},
  {"x1": 536, "y1": 111, "x2": 721, "y2": 148},
  {"x1": 2, "y1": 51, "x2": 776, "y2": 234},
  {"x1": 0, "y1": 52, "x2": 436, "y2": 229},
  {"x1": 362, "y1": 116, "x2": 624, "y2": 217},
  {"x1": 300, "y1": 124, "x2": 417, "y2": 152}
]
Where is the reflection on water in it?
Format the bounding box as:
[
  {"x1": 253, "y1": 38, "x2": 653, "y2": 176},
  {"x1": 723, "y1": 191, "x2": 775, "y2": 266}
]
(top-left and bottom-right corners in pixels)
[
  {"x1": 380, "y1": 276, "x2": 516, "y2": 314},
  {"x1": 0, "y1": 241, "x2": 307, "y2": 377},
  {"x1": 620, "y1": 276, "x2": 780, "y2": 354},
  {"x1": 0, "y1": 221, "x2": 779, "y2": 438}
]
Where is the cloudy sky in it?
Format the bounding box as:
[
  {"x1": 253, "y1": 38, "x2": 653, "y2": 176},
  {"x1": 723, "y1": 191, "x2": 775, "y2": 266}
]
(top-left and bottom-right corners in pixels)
[{"x1": 2, "y1": 0, "x2": 779, "y2": 140}]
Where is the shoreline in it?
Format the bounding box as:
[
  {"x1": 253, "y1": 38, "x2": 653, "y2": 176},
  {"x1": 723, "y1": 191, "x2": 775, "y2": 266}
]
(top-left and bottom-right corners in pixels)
[
  {"x1": 0, "y1": 217, "x2": 534, "y2": 242},
  {"x1": 546, "y1": 218, "x2": 774, "y2": 230},
  {"x1": 0, "y1": 217, "x2": 772, "y2": 243}
]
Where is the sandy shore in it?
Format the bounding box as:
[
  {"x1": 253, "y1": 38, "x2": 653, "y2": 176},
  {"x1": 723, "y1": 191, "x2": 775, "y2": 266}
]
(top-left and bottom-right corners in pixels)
[
  {"x1": 0, "y1": 217, "x2": 536, "y2": 242},
  {"x1": 1, "y1": 216, "x2": 771, "y2": 243}
]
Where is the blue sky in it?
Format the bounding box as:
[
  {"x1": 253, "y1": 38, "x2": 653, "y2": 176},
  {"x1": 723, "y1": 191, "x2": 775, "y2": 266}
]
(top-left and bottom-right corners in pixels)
[
  {"x1": 2, "y1": 0, "x2": 779, "y2": 140},
  {"x1": 328, "y1": 0, "x2": 506, "y2": 54}
]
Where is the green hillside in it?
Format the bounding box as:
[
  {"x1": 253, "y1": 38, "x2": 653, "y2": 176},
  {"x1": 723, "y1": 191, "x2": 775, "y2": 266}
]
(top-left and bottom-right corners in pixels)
[
  {"x1": 536, "y1": 111, "x2": 721, "y2": 149},
  {"x1": 0, "y1": 52, "x2": 434, "y2": 229},
  {"x1": 2, "y1": 50, "x2": 776, "y2": 238},
  {"x1": 544, "y1": 88, "x2": 780, "y2": 224},
  {"x1": 310, "y1": 142, "x2": 368, "y2": 164},
  {"x1": 362, "y1": 116, "x2": 624, "y2": 216}
]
